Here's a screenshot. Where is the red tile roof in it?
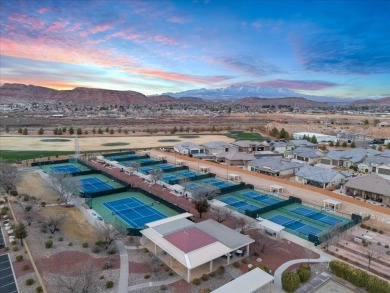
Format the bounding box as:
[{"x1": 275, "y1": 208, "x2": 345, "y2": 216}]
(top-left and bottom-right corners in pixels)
[{"x1": 164, "y1": 227, "x2": 217, "y2": 253}]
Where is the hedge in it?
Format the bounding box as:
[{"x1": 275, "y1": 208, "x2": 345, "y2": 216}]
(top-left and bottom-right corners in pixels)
[
  {"x1": 297, "y1": 264, "x2": 311, "y2": 283},
  {"x1": 282, "y1": 272, "x2": 300, "y2": 292},
  {"x1": 329, "y1": 260, "x2": 390, "y2": 293}
]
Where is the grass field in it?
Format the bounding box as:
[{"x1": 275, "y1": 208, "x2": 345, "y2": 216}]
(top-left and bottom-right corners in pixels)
[
  {"x1": 0, "y1": 150, "x2": 75, "y2": 162},
  {"x1": 225, "y1": 131, "x2": 265, "y2": 141}
]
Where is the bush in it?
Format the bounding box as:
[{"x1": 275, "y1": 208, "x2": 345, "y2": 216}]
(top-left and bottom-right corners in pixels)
[
  {"x1": 58, "y1": 237, "x2": 63, "y2": 242},
  {"x1": 91, "y1": 245, "x2": 101, "y2": 253},
  {"x1": 209, "y1": 272, "x2": 216, "y2": 277},
  {"x1": 26, "y1": 278, "x2": 35, "y2": 286},
  {"x1": 385, "y1": 245, "x2": 389, "y2": 249},
  {"x1": 233, "y1": 261, "x2": 240, "y2": 268},
  {"x1": 297, "y1": 264, "x2": 311, "y2": 283},
  {"x1": 201, "y1": 274, "x2": 209, "y2": 281},
  {"x1": 379, "y1": 230, "x2": 384, "y2": 234},
  {"x1": 216, "y1": 265, "x2": 225, "y2": 275},
  {"x1": 372, "y1": 228, "x2": 378, "y2": 232},
  {"x1": 36, "y1": 286, "x2": 43, "y2": 293},
  {"x1": 3, "y1": 247, "x2": 9, "y2": 252},
  {"x1": 242, "y1": 258, "x2": 249, "y2": 264},
  {"x1": 95, "y1": 240, "x2": 106, "y2": 247},
  {"x1": 249, "y1": 264, "x2": 269, "y2": 272},
  {"x1": 192, "y1": 278, "x2": 201, "y2": 285},
  {"x1": 13, "y1": 246, "x2": 19, "y2": 252},
  {"x1": 282, "y1": 272, "x2": 300, "y2": 292},
  {"x1": 107, "y1": 246, "x2": 117, "y2": 255},
  {"x1": 160, "y1": 284, "x2": 168, "y2": 291},
  {"x1": 41, "y1": 202, "x2": 46, "y2": 207},
  {"x1": 45, "y1": 240, "x2": 53, "y2": 248},
  {"x1": 82, "y1": 242, "x2": 89, "y2": 248},
  {"x1": 106, "y1": 281, "x2": 114, "y2": 289},
  {"x1": 144, "y1": 274, "x2": 150, "y2": 279},
  {"x1": 10, "y1": 190, "x2": 18, "y2": 196},
  {"x1": 22, "y1": 264, "x2": 30, "y2": 271},
  {"x1": 143, "y1": 247, "x2": 149, "y2": 253},
  {"x1": 102, "y1": 261, "x2": 112, "y2": 270},
  {"x1": 366, "y1": 226, "x2": 372, "y2": 231},
  {"x1": 16, "y1": 255, "x2": 23, "y2": 262},
  {"x1": 99, "y1": 275, "x2": 105, "y2": 279},
  {"x1": 68, "y1": 242, "x2": 73, "y2": 246},
  {"x1": 168, "y1": 272, "x2": 174, "y2": 276}
]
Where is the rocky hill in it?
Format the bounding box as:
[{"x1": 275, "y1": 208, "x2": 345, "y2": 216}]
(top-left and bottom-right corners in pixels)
[
  {"x1": 351, "y1": 97, "x2": 390, "y2": 106},
  {"x1": 0, "y1": 83, "x2": 149, "y2": 105},
  {"x1": 233, "y1": 97, "x2": 325, "y2": 107}
]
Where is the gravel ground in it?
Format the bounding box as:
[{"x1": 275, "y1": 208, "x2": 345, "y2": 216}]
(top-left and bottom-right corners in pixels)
[{"x1": 16, "y1": 272, "x2": 40, "y2": 293}]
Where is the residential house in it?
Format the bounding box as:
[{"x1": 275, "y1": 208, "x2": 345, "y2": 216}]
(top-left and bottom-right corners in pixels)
[
  {"x1": 345, "y1": 174, "x2": 390, "y2": 206},
  {"x1": 267, "y1": 140, "x2": 289, "y2": 153},
  {"x1": 232, "y1": 140, "x2": 270, "y2": 153},
  {"x1": 201, "y1": 141, "x2": 238, "y2": 155},
  {"x1": 358, "y1": 154, "x2": 390, "y2": 176},
  {"x1": 174, "y1": 142, "x2": 205, "y2": 155},
  {"x1": 248, "y1": 157, "x2": 303, "y2": 177},
  {"x1": 320, "y1": 148, "x2": 381, "y2": 168},
  {"x1": 290, "y1": 147, "x2": 323, "y2": 164},
  {"x1": 216, "y1": 152, "x2": 256, "y2": 167},
  {"x1": 293, "y1": 132, "x2": 337, "y2": 143},
  {"x1": 295, "y1": 165, "x2": 347, "y2": 189},
  {"x1": 287, "y1": 140, "x2": 317, "y2": 150}
]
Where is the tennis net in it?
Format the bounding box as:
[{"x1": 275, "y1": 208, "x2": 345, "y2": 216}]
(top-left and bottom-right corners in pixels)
[{"x1": 112, "y1": 203, "x2": 153, "y2": 215}]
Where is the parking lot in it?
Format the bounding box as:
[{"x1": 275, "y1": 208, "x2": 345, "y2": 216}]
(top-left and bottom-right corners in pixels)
[
  {"x1": 0, "y1": 226, "x2": 5, "y2": 249},
  {"x1": 0, "y1": 254, "x2": 18, "y2": 293}
]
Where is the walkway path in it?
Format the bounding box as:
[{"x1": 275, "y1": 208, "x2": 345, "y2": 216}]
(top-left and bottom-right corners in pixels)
[
  {"x1": 274, "y1": 255, "x2": 331, "y2": 288},
  {"x1": 116, "y1": 240, "x2": 129, "y2": 293},
  {"x1": 128, "y1": 276, "x2": 181, "y2": 292}
]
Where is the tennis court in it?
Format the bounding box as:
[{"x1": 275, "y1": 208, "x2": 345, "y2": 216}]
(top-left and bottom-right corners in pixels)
[
  {"x1": 197, "y1": 178, "x2": 234, "y2": 189},
  {"x1": 105, "y1": 154, "x2": 138, "y2": 161},
  {"x1": 76, "y1": 174, "x2": 124, "y2": 194},
  {"x1": 239, "y1": 190, "x2": 282, "y2": 205},
  {"x1": 267, "y1": 214, "x2": 323, "y2": 236},
  {"x1": 41, "y1": 162, "x2": 90, "y2": 174},
  {"x1": 220, "y1": 196, "x2": 260, "y2": 212},
  {"x1": 103, "y1": 197, "x2": 166, "y2": 228},
  {"x1": 0, "y1": 254, "x2": 18, "y2": 293},
  {"x1": 138, "y1": 163, "x2": 179, "y2": 174},
  {"x1": 290, "y1": 206, "x2": 344, "y2": 226},
  {"x1": 89, "y1": 192, "x2": 179, "y2": 230},
  {"x1": 119, "y1": 158, "x2": 156, "y2": 167}
]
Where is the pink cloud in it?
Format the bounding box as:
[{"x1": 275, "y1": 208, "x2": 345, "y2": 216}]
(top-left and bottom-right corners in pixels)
[
  {"x1": 154, "y1": 35, "x2": 179, "y2": 46},
  {"x1": 168, "y1": 16, "x2": 186, "y2": 24},
  {"x1": 8, "y1": 13, "x2": 45, "y2": 29},
  {"x1": 37, "y1": 7, "x2": 50, "y2": 14},
  {"x1": 46, "y1": 21, "x2": 69, "y2": 32},
  {"x1": 109, "y1": 31, "x2": 141, "y2": 40},
  {"x1": 90, "y1": 24, "x2": 113, "y2": 34}
]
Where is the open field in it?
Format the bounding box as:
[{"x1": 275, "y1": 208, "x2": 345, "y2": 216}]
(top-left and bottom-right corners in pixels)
[{"x1": 0, "y1": 134, "x2": 234, "y2": 152}]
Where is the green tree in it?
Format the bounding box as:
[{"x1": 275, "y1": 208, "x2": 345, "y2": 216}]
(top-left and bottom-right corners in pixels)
[
  {"x1": 350, "y1": 141, "x2": 356, "y2": 148},
  {"x1": 335, "y1": 140, "x2": 340, "y2": 147},
  {"x1": 98, "y1": 128, "x2": 103, "y2": 134},
  {"x1": 92, "y1": 128, "x2": 96, "y2": 134},
  {"x1": 109, "y1": 129, "x2": 114, "y2": 134},
  {"x1": 5, "y1": 126, "x2": 10, "y2": 133},
  {"x1": 310, "y1": 135, "x2": 317, "y2": 143},
  {"x1": 194, "y1": 198, "x2": 210, "y2": 218},
  {"x1": 105, "y1": 127, "x2": 109, "y2": 133},
  {"x1": 62, "y1": 127, "x2": 67, "y2": 133},
  {"x1": 57, "y1": 129, "x2": 63, "y2": 135},
  {"x1": 364, "y1": 119, "x2": 369, "y2": 125},
  {"x1": 14, "y1": 222, "x2": 28, "y2": 246},
  {"x1": 342, "y1": 141, "x2": 348, "y2": 147},
  {"x1": 53, "y1": 128, "x2": 58, "y2": 135},
  {"x1": 123, "y1": 129, "x2": 128, "y2": 134},
  {"x1": 282, "y1": 272, "x2": 300, "y2": 292},
  {"x1": 329, "y1": 141, "x2": 334, "y2": 147},
  {"x1": 77, "y1": 128, "x2": 82, "y2": 135},
  {"x1": 118, "y1": 128, "x2": 122, "y2": 133},
  {"x1": 18, "y1": 127, "x2": 23, "y2": 134},
  {"x1": 69, "y1": 127, "x2": 74, "y2": 135},
  {"x1": 22, "y1": 127, "x2": 28, "y2": 135},
  {"x1": 84, "y1": 130, "x2": 88, "y2": 135},
  {"x1": 37, "y1": 128, "x2": 44, "y2": 135}
]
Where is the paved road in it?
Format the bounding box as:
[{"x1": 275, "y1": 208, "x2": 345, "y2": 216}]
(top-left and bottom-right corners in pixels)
[{"x1": 116, "y1": 240, "x2": 129, "y2": 293}]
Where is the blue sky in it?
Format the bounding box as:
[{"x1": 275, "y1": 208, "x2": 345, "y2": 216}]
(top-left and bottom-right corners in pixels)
[{"x1": 0, "y1": 0, "x2": 389, "y2": 98}]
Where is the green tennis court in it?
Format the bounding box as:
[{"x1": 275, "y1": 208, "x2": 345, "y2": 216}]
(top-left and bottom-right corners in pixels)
[
  {"x1": 41, "y1": 162, "x2": 90, "y2": 174},
  {"x1": 89, "y1": 192, "x2": 179, "y2": 229},
  {"x1": 217, "y1": 191, "x2": 266, "y2": 212}
]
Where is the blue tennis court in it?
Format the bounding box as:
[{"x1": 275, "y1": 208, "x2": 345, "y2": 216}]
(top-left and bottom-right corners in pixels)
[
  {"x1": 201, "y1": 178, "x2": 233, "y2": 188},
  {"x1": 268, "y1": 214, "x2": 322, "y2": 236},
  {"x1": 81, "y1": 177, "x2": 114, "y2": 193},
  {"x1": 103, "y1": 197, "x2": 167, "y2": 228},
  {"x1": 176, "y1": 170, "x2": 197, "y2": 178},
  {"x1": 105, "y1": 154, "x2": 138, "y2": 161},
  {"x1": 51, "y1": 164, "x2": 81, "y2": 174},
  {"x1": 291, "y1": 207, "x2": 343, "y2": 226},
  {"x1": 220, "y1": 197, "x2": 259, "y2": 212},
  {"x1": 241, "y1": 191, "x2": 281, "y2": 205}
]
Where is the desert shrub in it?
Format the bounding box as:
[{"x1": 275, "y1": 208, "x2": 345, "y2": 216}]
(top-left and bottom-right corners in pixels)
[
  {"x1": 366, "y1": 226, "x2": 372, "y2": 230},
  {"x1": 26, "y1": 278, "x2": 35, "y2": 286},
  {"x1": 216, "y1": 265, "x2": 225, "y2": 275},
  {"x1": 41, "y1": 202, "x2": 46, "y2": 207},
  {"x1": 361, "y1": 223, "x2": 367, "y2": 229},
  {"x1": 144, "y1": 274, "x2": 150, "y2": 279},
  {"x1": 379, "y1": 230, "x2": 383, "y2": 234},
  {"x1": 58, "y1": 237, "x2": 63, "y2": 242},
  {"x1": 82, "y1": 242, "x2": 89, "y2": 248},
  {"x1": 385, "y1": 245, "x2": 389, "y2": 249},
  {"x1": 106, "y1": 281, "x2": 114, "y2": 289},
  {"x1": 143, "y1": 247, "x2": 149, "y2": 253},
  {"x1": 95, "y1": 240, "x2": 106, "y2": 247},
  {"x1": 168, "y1": 272, "x2": 174, "y2": 276},
  {"x1": 377, "y1": 242, "x2": 381, "y2": 246},
  {"x1": 16, "y1": 255, "x2": 23, "y2": 262},
  {"x1": 10, "y1": 190, "x2": 18, "y2": 196},
  {"x1": 282, "y1": 272, "x2": 300, "y2": 292},
  {"x1": 45, "y1": 240, "x2": 53, "y2": 248},
  {"x1": 107, "y1": 246, "x2": 117, "y2": 255},
  {"x1": 22, "y1": 264, "x2": 30, "y2": 271},
  {"x1": 91, "y1": 245, "x2": 101, "y2": 253},
  {"x1": 242, "y1": 258, "x2": 249, "y2": 264},
  {"x1": 160, "y1": 284, "x2": 168, "y2": 291},
  {"x1": 99, "y1": 275, "x2": 105, "y2": 279},
  {"x1": 36, "y1": 286, "x2": 43, "y2": 293},
  {"x1": 102, "y1": 261, "x2": 112, "y2": 270},
  {"x1": 297, "y1": 264, "x2": 311, "y2": 282},
  {"x1": 201, "y1": 274, "x2": 209, "y2": 281},
  {"x1": 11, "y1": 240, "x2": 17, "y2": 245},
  {"x1": 372, "y1": 228, "x2": 378, "y2": 232},
  {"x1": 209, "y1": 272, "x2": 216, "y2": 277},
  {"x1": 68, "y1": 242, "x2": 73, "y2": 246},
  {"x1": 233, "y1": 261, "x2": 240, "y2": 268},
  {"x1": 3, "y1": 247, "x2": 9, "y2": 252},
  {"x1": 13, "y1": 246, "x2": 19, "y2": 252},
  {"x1": 192, "y1": 278, "x2": 201, "y2": 285}
]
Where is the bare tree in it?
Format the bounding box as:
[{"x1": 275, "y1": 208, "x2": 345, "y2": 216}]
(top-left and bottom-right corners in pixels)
[
  {"x1": 128, "y1": 162, "x2": 140, "y2": 173},
  {"x1": 149, "y1": 170, "x2": 163, "y2": 184},
  {"x1": 44, "y1": 213, "x2": 67, "y2": 234},
  {"x1": 49, "y1": 172, "x2": 81, "y2": 205},
  {"x1": 192, "y1": 184, "x2": 220, "y2": 200},
  {"x1": 251, "y1": 229, "x2": 282, "y2": 253},
  {"x1": 232, "y1": 215, "x2": 255, "y2": 234},
  {"x1": 0, "y1": 161, "x2": 22, "y2": 193},
  {"x1": 18, "y1": 198, "x2": 39, "y2": 226},
  {"x1": 53, "y1": 261, "x2": 99, "y2": 293},
  {"x1": 96, "y1": 221, "x2": 121, "y2": 249},
  {"x1": 361, "y1": 242, "x2": 385, "y2": 269},
  {"x1": 210, "y1": 205, "x2": 233, "y2": 223}
]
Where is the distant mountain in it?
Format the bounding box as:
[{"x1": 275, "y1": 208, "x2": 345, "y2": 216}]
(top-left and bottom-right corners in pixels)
[
  {"x1": 351, "y1": 97, "x2": 390, "y2": 106},
  {"x1": 163, "y1": 85, "x2": 358, "y2": 103},
  {"x1": 233, "y1": 97, "x2": 325, "y2": 107},
  {"x1": 0, "y1": 83, "x2": 148, "y2": 105}
]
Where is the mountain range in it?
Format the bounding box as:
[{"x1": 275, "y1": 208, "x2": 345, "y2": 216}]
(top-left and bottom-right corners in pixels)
[{"x1": 1, "y1": 83, "x2": 389, "y2": 106}]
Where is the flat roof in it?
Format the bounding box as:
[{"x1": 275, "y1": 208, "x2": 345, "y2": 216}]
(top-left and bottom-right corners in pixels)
[
  {"x1": 164, "y1": 227, "x2": 217, "y2": 253},
  {"x1": 323, "y1": 199, "x2": 341, "y2": 205},
  {"x1": 257, "y1": 218, "x2": 284, "y2": 232},
  {"x1": 212, "y1": 268, "x2": 274, "y2": 293},
  {"x1": 146, "y1": 213, "x2": 193, "y2": 228}
]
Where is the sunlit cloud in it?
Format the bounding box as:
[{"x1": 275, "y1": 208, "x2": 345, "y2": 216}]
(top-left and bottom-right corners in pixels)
[
  {"x1": 230, "y1": 79, "x2": 339, "y2": 90},
  {"x1": 168, "y1": 16, "x2": 186, "y2": 24}
]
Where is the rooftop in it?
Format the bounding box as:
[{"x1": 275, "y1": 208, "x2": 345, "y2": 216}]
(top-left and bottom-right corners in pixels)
[
  {"x1": 164, "y1": 227, "x2": 217, "y2": 253},
  {"x1": 249, "y1": 157, "x2": 303, "y2": 171},
  {"x1": 296, "y1": 165, "x2": 342, "y2": 183},
  {"x1": 345, "y1": 174, "x2": 390, "y2": 196},
  {"x1": 201, "y1": 141, "x2": 234, "y2": 148},
  {"x1": 326, "y1": 148, "x2": 381, "y2": 163}
]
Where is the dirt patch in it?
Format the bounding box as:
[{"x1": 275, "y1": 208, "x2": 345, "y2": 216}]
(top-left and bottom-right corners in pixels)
[
  {"x1": 40, "y1": 206, "x2": 98, "y2": 242},
  {"x1": 17, "y1": 171, "x2": 59, "y2": 204},
  {"x1": 12, "y1": 259, "x2": 33, "y2": 278},
  {"x1": 129, "y1": 262, "x2": 152, "y2": 274}
]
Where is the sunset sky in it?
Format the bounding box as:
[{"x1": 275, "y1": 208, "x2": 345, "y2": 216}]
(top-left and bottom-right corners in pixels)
[{"x1": 1, "y1": 0, "x2": 389, "y2": 98}]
